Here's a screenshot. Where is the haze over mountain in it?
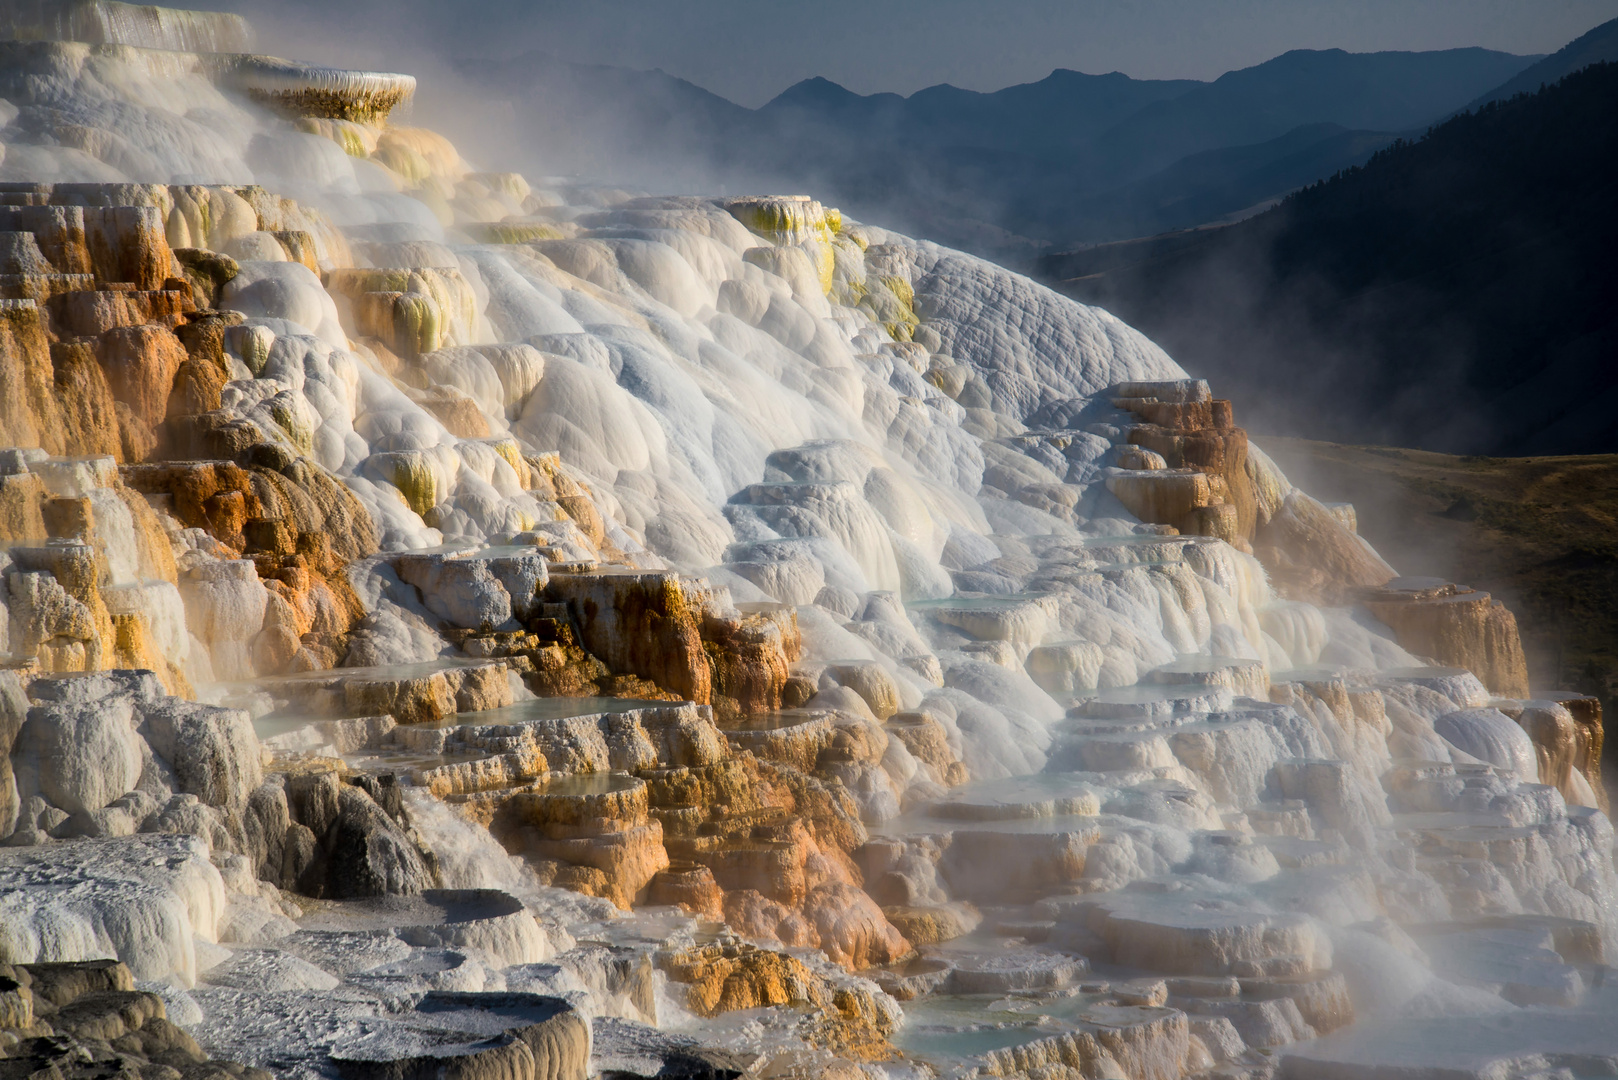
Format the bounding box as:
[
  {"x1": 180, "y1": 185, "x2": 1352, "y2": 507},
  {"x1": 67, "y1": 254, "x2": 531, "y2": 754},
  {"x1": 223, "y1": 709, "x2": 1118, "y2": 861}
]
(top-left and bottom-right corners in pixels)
[
  {"x1": 1044, "y1": 61, "x2": 1618, "y2": 457},
  {"x1": 453, "y1": 41, "x2": 1544, "y2": 260}
]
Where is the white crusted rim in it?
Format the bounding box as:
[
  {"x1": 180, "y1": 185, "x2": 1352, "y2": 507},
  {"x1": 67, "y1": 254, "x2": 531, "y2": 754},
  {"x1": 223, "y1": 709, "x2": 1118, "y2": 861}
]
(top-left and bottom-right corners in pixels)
[{"x1": 221, "y1": 55, "x2": 415, "y2": 100}]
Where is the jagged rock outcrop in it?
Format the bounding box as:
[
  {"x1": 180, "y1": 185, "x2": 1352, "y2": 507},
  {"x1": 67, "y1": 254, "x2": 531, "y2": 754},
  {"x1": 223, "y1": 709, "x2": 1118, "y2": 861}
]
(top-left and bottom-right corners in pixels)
[
  {"x1": 0, "y1": 201, "x2": 201, "y2": 465},
  {"x1": 278, "y1": 768, "x2": 437, "y2": 899},
  {"x1": 1103, "y1": 379, "x2": 1260, "y2": 547},
  {"x1": 0, "y1": 180, "x2": 383, "y2": 687},
  {"x1": 0, "y1": 672, "x2": 28, "y2": 839},
  {"x1": 414, "y1": 565, "x2": 803, "y2": 718},
  {"x1": 382, "y1": 699, "x2": 914, "y2": 967},
  {"x1": 5, "y1": 672, "x2": 247, "y2": 845},
  {"x1": 492, "y1": 774, "x2": 668, "y2": 909},
  {"x1": 657, "y1": 940, "x2": 900, "y2": 1058}
]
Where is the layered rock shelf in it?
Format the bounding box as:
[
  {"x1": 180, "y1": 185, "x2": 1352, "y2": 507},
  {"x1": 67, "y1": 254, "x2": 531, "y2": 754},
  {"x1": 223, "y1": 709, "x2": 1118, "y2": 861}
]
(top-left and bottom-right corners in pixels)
[
  {"x1": 223, "y1": 58, "x2": 417, "y2": 125},
  {"x1": 0, "y1": 5, "x2": 1614, "y2": 1080}
]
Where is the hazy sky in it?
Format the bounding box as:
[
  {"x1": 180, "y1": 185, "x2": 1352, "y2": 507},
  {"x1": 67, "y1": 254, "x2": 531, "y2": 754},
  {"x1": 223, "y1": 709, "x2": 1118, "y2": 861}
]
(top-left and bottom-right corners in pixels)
[{"x1": 234, "y1": 0, "x2": 1618, "y2": 106}]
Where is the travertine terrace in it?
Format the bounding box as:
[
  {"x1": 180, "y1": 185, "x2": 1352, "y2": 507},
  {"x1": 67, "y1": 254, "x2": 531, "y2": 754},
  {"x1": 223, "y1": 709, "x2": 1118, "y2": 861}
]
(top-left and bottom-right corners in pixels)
[{"x1": 0, "y1": 4, "x2": 1614, "y2": 1079}]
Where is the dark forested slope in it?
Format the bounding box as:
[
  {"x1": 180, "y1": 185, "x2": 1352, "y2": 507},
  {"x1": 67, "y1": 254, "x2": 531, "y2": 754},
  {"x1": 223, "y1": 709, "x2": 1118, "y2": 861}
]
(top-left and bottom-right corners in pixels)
[
  {"x1": 1045, "y1": 63, "x2": 1618, "y2": 455},
  {"x1": 1468, "y1": 16, "x2": 1618, "y2": 108}
]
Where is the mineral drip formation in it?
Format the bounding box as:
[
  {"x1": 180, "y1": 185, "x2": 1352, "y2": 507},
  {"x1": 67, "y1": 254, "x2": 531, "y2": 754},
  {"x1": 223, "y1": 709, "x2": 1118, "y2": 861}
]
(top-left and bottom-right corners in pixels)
[{"x1": 0, "y1": 5, "x2": 1613, "y2": 1080}]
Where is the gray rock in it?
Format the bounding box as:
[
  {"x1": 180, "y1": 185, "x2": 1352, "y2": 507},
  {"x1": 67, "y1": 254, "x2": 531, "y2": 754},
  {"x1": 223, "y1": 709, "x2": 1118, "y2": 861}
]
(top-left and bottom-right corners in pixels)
[
  {"x1": 19, "y1": 795, "x2": 52, "y2": 829},
  {"x1": 134, "y1": 736, "x2": 176, "y2": 801},
  {"x1": 348, "y1": 772, "x2": 406, "y2": 821},
  {"x1": 55, "y1": 790, "x2": 158, "y2": 839},
  {"x1": 147, "y1": 792, "x2": 234, "y2": 851},
  {"x1": 395, "y1": 555, "x2": 515, "y2": 631},
  {"x1": 281, "y1": 821, "x2": 319, "y2": 891},
  {"x1": 282, "y1": 774, "x2": 434, "y2": 899},
  {"x1": 483, "y1": 553, "x2": 549, "y2": 621},
  {"x1": 205, "y1": 947, "x2": 340, "y2": 992},
  {"x1": 0, "y1": 669, "x2": 26, "y2": 838},
  {"x1": 242, "y1": 779, "x2": 292, "y2": 884},
  {"x1": 14, "y1": 697, "x2": 142, "y2": 815},
  {"x1": 286, "y1": 771, "x2": 342, "y2": 838},
  {"x1": 138, "y1": 699, "x2": 262, "y2": 818},
  {"x1": 322, "y1": 786, "x2": 434, "y2": 899},
  {"x1": 28, "y1": 670, "x2": 163, "y2": 706},
  {"x1": 11, "y1": 797, "x2": 68, "y2": 845}
]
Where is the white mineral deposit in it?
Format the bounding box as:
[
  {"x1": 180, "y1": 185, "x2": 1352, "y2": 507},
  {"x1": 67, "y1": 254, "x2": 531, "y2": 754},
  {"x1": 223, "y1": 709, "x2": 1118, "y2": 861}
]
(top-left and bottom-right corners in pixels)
[{"x1": 0, "y1": 3, "x2": 1612, "y2": 1079}]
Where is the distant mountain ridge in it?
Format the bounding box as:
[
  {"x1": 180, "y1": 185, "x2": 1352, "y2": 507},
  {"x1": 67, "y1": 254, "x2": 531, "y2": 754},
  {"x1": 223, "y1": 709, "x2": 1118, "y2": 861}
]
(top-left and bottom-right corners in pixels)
[
  {"x1": 758, "y1": 68, "x2": 1204, "y2": 155},
  {"x1": 1087, "y1": 47, "x2": 1538, "y2": 178},
  {"x1": 451, "y1": 36, "x2": 1555, "y2": 259}
]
